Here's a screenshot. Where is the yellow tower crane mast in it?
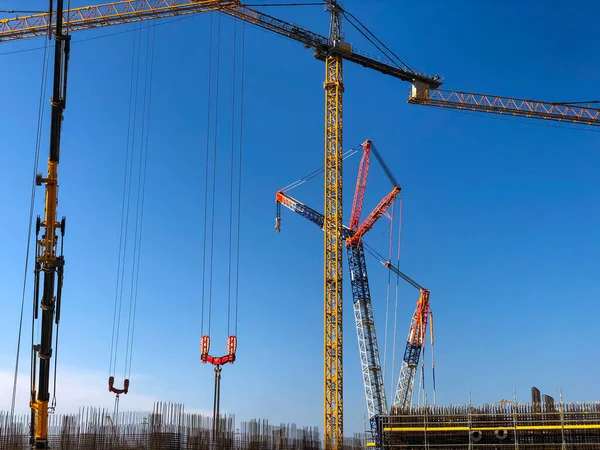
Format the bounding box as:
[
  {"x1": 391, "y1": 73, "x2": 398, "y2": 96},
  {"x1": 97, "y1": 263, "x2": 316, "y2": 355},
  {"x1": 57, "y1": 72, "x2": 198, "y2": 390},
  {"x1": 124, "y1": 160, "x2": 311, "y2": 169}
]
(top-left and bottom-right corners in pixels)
[
  {"x1": 0, "y1": 2, "x2": 442, "y2": 448},
  {"x1": 323, "y1": 3, "x2": 344, "y2": 445}
]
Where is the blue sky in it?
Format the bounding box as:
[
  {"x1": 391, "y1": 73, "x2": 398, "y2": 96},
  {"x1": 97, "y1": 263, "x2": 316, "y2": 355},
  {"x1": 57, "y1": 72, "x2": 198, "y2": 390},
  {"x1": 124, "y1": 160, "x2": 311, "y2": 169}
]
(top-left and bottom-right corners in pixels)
[{"x1": 1, "y1": 0, "x2": 600, "y2": 436}]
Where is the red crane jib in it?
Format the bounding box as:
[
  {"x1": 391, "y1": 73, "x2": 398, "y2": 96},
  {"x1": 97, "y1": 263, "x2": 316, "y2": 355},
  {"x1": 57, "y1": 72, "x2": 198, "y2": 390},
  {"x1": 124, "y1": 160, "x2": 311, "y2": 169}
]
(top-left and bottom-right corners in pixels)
[
  {"x1": 350, "y1": 140, "x2": 371, "y2": 231},
  {"x1": 347, "y1": 186, "x2": 401, "y2": 246}
]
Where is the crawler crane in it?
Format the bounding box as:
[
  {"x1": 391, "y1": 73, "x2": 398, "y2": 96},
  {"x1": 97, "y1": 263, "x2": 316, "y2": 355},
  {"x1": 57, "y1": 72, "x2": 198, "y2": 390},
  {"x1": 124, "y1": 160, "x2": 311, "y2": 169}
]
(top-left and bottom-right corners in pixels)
[
  {"x1": 1, "y1": 4, "x2": 441, "y2": 447},
  {"x1": 377, "y1": 260, "x2": 434, "y2": 410},
  {"x1": 277, "y1": 184, "x2": 434, "y2": 445},
  {"x1": 276, "y1": 140, "x2": 400, "y2": 447}
]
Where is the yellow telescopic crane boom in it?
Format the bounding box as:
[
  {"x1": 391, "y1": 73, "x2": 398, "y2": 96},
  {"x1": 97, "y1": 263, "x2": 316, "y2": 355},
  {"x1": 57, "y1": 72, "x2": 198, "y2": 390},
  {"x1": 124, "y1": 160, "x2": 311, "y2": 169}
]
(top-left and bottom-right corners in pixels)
[
  {"x1": 1, "y1": 4, "x2": 441, "y2": 449},
  {"x1": 29, "y1": 0, "x2": 69, "y2": 448}
]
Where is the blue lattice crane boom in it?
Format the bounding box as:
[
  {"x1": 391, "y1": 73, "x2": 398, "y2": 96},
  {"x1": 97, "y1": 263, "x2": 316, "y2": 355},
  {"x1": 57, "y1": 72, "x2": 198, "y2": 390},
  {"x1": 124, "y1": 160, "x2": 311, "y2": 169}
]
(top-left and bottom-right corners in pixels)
[{"x1": 345, "y1": 242, "x2": 386, "y2": 443}]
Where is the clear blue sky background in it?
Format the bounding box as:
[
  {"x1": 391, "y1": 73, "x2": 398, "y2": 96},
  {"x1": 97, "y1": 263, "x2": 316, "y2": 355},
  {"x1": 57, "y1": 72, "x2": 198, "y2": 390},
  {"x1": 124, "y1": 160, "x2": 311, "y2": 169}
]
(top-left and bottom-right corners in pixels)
[{"x1": 1, "y1": 0, "x2": 599, "y2": 436}]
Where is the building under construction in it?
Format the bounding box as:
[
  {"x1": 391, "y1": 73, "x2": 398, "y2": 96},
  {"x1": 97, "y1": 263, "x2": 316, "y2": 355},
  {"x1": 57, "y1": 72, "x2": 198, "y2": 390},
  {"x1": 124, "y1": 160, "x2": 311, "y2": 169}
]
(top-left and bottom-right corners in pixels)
[
  {"x1": 380, "y1": 388, "x2": 600, "y2": 449},
  {"x1": 2, "y1": 2, "x2": 600, "y2": 450}
]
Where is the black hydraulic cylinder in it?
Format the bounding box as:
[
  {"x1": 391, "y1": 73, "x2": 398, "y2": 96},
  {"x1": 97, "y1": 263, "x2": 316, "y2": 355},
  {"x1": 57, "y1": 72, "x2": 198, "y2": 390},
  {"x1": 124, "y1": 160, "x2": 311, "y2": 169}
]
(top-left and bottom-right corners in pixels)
[{"x1": 38, "y1": 272, "x2": 56, "y2": 403}]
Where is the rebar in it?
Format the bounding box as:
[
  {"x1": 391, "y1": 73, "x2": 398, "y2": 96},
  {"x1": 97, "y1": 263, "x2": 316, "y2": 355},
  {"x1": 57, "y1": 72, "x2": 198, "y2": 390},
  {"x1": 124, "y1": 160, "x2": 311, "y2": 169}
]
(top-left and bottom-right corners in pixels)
[{"x1": 0, "y1": 402, "x2": 364, "y2": 450}]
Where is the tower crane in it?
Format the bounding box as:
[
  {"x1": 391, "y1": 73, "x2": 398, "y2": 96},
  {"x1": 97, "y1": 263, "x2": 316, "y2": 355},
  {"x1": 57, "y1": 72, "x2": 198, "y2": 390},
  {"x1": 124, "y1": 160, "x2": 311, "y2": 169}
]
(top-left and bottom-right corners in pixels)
[{"x1": 2, "y1": 3, "x2": 441, "y2": 448}]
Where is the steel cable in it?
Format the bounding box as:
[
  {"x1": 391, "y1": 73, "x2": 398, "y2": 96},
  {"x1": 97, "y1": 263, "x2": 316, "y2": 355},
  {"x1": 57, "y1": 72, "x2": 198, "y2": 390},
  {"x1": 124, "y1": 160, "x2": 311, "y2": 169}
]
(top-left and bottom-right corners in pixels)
[
  {"x1": 201, "y1": 13, "x2": 215, "y2": 339},
  {"x1": 390, "y1": 198, "x2": 403, "y2": 403},
  {"x1": 109, "y1": 21, "x2": 142, "y2": 378},
  {"x1": 234, "y1": 22, "x2": 246, "y2": 336},
  {"x1": 124, "y1": 22, "x2": 155, "y2": 380},
  {"x1": 126, "y1": 21, "x2": 155, "y2": 380},
  {"x1": 227, "y1": 18, "x2": 238, "y2": 337},
  {"x1": 12, "y1": 30, "x2": 50, "y2": 420},
  {"x1": 207, "y1": 13, "x2": 223, "y2": 337}
]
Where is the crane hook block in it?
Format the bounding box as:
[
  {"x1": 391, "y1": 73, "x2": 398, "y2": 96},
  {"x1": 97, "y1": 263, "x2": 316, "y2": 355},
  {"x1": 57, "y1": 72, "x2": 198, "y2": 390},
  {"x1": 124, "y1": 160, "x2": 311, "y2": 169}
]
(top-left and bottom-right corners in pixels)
[
  {"x1": 108, "y1": 376, "x2": 129, "y2": 395},
  {"x1": 201, "y1": 335, "x2": 237, "y2": 365}
]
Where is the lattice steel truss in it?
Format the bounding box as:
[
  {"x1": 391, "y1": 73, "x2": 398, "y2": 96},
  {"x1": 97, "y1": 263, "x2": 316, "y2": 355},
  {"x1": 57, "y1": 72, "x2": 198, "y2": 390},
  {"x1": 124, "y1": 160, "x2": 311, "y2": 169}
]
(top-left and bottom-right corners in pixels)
[
  {"x1": 346, "y1": 242, "x2": 387, "y2": 440},
  {"x1": 409, "y1": 86, "x2": 600, "y2": 125}
]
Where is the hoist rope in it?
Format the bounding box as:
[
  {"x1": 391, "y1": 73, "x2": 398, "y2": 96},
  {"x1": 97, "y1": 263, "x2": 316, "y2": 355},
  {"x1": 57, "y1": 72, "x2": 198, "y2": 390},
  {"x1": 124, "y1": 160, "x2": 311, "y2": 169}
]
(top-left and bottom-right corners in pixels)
[
  {"x1": 389, "y1": 198, "x2": 403, "y2": 399},
  {"x1": 234, "y1": 23, "x2": 246, "y2": 336},
  {"x1": 202, "y1": 15, "x2": 245, "y2": 343},
  {"x1": 342, "y1": 9, "x2": 413, "y2": 73},
  {"x1": 124, "y1": 22, "x2": 155, "y2": 380},
  {"x1": 200, "y1": 13, "x2": 215, "y2": 339},
  {"x1": 280, "y1": 146, "x2": 361, "y2": 193},
  {"x1": 109, "y1": 21, "x2": 143, "y2": 378},
  {"x1": 419, "y1": 344, "x2": 426, "y2": 406},
  {"x1": 128, "y1": 22, "x2": 155, "y2": 379},
  {"x1": 11, "y1": 35, "x2": 50, "y2": 420},
  {"x1": 382, "y1": 201, "x2": 394, "y2": 388},
  {"x1": 226, "y1": 19, "x2": 238, "y2": 337},
  {"x1": 113, "y1": 395, "x2": 120, "y2": 427},
  {"x1": 207, "y1": 13, "x2": 223, "y2": 336},
  {"x1": 417, "y1": 362, "x2": 424, "y2": 407}
]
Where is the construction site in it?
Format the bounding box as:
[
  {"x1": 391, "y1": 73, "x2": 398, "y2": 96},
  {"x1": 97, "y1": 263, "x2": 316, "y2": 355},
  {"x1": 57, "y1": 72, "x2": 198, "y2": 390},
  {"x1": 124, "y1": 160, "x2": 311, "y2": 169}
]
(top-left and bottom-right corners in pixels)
[{"x1": 1, "y1": 1, "x2": 599, "y2": 449}]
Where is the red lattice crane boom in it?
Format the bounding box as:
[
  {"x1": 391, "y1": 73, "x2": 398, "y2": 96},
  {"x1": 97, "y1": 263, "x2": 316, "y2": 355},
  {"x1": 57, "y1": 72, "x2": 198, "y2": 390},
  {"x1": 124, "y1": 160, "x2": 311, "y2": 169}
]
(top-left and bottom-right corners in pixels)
[
  {"x1": 347, "y1": 186, "x2": 400, "y2": 247},
  {"x1": 349, "y1": 140, "x2": 371, "y2": 231}
]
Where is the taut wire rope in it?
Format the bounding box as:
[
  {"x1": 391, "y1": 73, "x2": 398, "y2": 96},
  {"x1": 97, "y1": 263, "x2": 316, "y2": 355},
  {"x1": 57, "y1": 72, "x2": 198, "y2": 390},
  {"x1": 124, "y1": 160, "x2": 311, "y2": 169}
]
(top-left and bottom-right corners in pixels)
[
  {"x1": 207, "y1": 13, "x2": 222, "y2": 337},
  {"x1": 124, "y1": 22, "x2": 155, "y2": 380},
  {"x1": 201, "y1": 13, "x2": 215, "y2": 338},
  {"x1": 227, "y1": 18, "x2": 238, "y2": 337},
  {"x1": 12, "y1": 28, "x2": 51, "y2": 421},
  {"x1": 234, "y1": 22, "x2": 246, "y2": 336},
  {"x1": 109, "y1": 20, "x2": 143, "y2": 380},
  {"x1": 389, "y1": 198, "x2": 403, "y2": 399},
  {"x1": 382, "y1": 200, "x2": 394, "y2": 389}
]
